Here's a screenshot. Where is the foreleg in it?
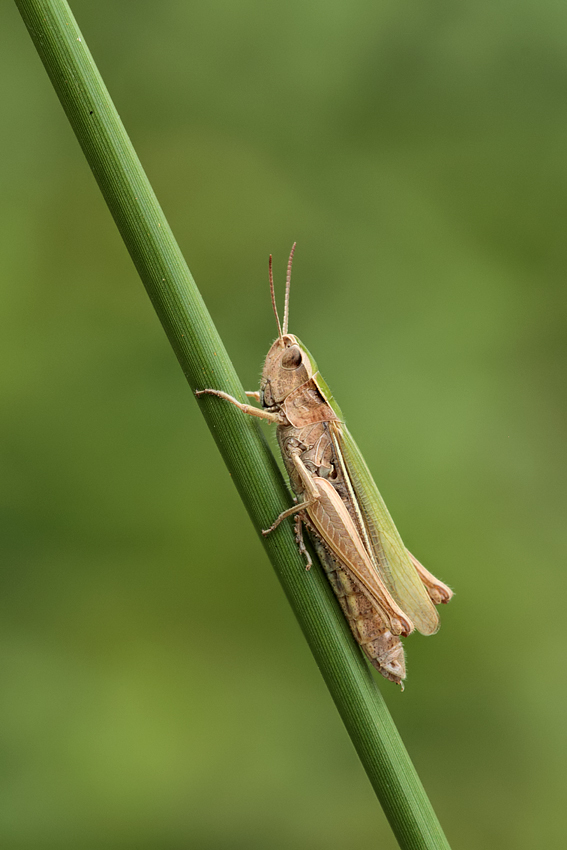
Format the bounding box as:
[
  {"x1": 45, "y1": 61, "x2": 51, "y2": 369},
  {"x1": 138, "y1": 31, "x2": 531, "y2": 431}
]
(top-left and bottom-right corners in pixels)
[{"x1": 196, "y1": 388, "x2": 281, "y2": 423}]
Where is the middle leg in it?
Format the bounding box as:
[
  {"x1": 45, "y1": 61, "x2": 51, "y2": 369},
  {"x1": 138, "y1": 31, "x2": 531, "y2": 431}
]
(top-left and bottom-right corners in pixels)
[{"x1": 294, "y1": 514, "x2": 312, "y2": 570}]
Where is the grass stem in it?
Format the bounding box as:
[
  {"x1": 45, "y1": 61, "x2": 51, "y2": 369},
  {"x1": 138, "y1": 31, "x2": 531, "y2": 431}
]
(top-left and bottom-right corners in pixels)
[{"x1": 15, "y1": 2, "x2": 451, "y2": 847}]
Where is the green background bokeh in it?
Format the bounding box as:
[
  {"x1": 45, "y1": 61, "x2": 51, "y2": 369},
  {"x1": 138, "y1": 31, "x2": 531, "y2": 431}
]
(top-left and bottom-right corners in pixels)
[{"x1": 1, "y1": 2, "x2": 566, "y2": 847}]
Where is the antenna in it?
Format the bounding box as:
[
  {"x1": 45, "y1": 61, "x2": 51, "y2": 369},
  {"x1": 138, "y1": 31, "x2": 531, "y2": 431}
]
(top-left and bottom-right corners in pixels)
[
  {"x1": 269, "y1": 254, "x2": 283, "y2": 340},
  {"x1": 282, "y1": 242, "x2": 296, "y2": 335}
]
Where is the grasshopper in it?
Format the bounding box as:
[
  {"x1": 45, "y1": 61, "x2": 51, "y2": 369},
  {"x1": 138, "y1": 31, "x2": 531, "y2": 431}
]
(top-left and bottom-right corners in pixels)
[{"x1": 197, "y1": 245, "x2": 452, "y2": 687}]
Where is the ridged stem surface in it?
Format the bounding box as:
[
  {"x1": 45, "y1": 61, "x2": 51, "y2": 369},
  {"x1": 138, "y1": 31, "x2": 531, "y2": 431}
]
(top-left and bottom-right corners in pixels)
[{"x1": 15, "y1": 2, "x2": 451, "y2": 847}]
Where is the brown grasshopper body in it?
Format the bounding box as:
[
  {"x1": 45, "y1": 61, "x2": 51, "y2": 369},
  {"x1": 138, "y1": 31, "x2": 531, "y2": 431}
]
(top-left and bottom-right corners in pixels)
[
  {"x1": 276, "y1": 413, "x2": 407, "y2": 683},
  {"x1": 197, "y1": 246, "x2": 452, "y2": 687}
]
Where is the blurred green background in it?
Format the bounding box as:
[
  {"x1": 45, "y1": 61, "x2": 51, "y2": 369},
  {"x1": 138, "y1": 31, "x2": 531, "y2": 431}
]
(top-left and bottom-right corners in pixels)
[{"x1": 1, "y1": 1, "x2": 566, "y2": 847}]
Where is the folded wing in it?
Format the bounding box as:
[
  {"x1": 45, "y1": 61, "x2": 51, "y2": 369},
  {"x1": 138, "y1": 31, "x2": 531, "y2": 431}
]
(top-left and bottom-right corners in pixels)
[
  {"x1": 333, "y1": 423, "x2": 440, "y2": 636},
  {"x1": 306, "y1": 476, "x2": 414, "y2": 637}
]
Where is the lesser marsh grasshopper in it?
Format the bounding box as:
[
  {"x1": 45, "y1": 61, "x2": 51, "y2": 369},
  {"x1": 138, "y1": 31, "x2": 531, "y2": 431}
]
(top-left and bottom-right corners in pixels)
[{"x1": 197, "y1": 245, "x2": 453, "y2": 687}]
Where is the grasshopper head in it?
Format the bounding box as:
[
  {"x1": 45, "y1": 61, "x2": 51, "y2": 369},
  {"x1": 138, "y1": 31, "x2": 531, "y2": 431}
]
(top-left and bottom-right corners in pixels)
[
  {"x1": 260, "y1": 334, "x2": 318, "y2": 407},
  {"x1": 261, "y1": 244, "x2": 319, "y2": 407}
]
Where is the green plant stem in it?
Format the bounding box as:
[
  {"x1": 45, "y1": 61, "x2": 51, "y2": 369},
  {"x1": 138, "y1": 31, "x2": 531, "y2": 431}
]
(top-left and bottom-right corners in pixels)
[{"x1": 15, "y1": 2, "x2": 451, "y2": 848}]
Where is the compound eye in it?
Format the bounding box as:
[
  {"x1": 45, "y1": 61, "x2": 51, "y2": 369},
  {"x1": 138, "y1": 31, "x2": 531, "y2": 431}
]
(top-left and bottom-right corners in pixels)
[{"x1": 281, "y1": 345, "x2": 302, "y2": 370}]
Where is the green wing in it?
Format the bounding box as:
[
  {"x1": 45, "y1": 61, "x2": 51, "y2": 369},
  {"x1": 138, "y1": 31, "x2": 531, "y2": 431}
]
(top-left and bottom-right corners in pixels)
[{"x1": 333, "y1": 423, "x2": 440, "y2": 636}]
